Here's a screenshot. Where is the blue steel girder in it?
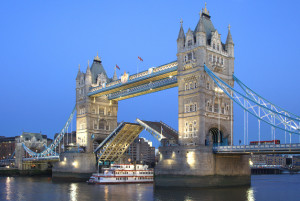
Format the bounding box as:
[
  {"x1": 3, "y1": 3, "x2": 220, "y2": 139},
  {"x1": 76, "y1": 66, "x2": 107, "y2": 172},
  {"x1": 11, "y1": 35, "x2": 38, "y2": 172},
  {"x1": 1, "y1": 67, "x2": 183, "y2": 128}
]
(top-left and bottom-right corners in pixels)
[
  {"x1": 136, "y1": 118, "x2": 163, "y2": 141},
  {"x1": 88, "y1": 61, "x2": 178, "y2": 100},
  {"x1": 108, "y1": 76, "x2": 177, "y2": 101},
  {"x1": 204, "y1": 65, "x2": 300, "y2": 135}
]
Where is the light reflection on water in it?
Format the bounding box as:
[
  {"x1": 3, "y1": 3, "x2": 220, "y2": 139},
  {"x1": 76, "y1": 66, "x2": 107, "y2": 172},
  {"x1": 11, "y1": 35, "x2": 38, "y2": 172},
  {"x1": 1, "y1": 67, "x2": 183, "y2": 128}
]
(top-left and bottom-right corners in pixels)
[
  {"x1": 70, "y1": 183, "x2": 78, "y2": 201},
  {"x1": 0, "y1": 175, "x2": 300, "y2": 201}
]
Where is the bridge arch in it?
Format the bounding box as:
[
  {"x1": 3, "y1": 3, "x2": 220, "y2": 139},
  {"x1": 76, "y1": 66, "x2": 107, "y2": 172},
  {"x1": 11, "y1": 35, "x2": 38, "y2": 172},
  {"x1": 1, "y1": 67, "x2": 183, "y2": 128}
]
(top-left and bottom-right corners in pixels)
[{"x1": 206, "y1": 125, "x2": 229, "y2": 146}]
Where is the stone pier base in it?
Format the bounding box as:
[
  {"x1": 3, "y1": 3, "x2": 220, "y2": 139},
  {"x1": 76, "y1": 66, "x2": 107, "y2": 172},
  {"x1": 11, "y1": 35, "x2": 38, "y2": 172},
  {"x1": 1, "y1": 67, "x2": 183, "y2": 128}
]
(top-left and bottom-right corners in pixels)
[
  {"x1": 155, "y1": 145, "x2": 251, "y2": 188},
  {"x1": 52, "y1": 152, "x2": 97, "y2": 182}
]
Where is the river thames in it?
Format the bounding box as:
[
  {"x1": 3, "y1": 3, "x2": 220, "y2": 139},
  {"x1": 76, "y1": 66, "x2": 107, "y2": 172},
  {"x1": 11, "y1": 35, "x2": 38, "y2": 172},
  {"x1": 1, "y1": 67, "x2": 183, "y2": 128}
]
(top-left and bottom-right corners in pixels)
[{"x1": 0, "y1": 174, "x2": 299, "y2": 201}]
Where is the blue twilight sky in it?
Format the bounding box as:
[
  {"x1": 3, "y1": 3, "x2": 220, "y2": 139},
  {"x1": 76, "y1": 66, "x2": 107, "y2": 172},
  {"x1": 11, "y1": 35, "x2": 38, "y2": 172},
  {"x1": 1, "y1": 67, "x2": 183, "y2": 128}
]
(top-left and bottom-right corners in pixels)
[{"x1": 0, "y1": 0, "x2": 300, "y2": 147}]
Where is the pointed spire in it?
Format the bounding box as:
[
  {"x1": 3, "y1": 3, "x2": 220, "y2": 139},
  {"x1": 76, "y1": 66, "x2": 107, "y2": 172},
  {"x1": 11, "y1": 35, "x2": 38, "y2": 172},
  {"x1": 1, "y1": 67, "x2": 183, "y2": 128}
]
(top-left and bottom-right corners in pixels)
[
  {"x1": 177, "y1": 18, "x2": 185, "y2": 40},
  {"x1": 86, "y1": 60, "x2": 91, "y2": 75},
  {"x1": 226, "y1": 24, "x2": 233, "y2": 44},
  {"x1": 76, "y1": 64, "x2": 81, "y2": 80},
  {"x1": 195, "y1": 13, "x2": 205, "y2": 33},
  {"x1": 94, "y1": 51, "x2": 101, "y2": 62},
  {"x1": 112, "y1": 66, "x2": 118, "y2": 81},
  {"x1": 202, "y1": 2, "x2": 210, "y2": 16}
]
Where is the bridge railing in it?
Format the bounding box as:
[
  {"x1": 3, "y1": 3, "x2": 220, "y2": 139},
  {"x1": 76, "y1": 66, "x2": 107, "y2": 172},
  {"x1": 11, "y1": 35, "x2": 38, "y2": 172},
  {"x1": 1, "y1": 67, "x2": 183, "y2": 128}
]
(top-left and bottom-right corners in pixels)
[{"x1": 213, "y1": 143, "x2": 300, "y2": 153}]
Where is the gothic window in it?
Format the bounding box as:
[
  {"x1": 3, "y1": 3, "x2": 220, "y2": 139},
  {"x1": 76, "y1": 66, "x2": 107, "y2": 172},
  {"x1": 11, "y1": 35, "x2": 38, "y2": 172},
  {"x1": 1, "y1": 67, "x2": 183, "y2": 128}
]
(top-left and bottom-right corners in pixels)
[
  {"x1": 214, "y1": 104, "x2": 219, "y2": 113},
  {"x1": 226, "y1": 105, "x2": 230, "y2": 111},
  {"x1": 206, "y1": 83, "x2": 210, "y2": 90},
  {"x1": 107, "y1": 110, "x2": 111, "y2": 116},
  {"x1": 194, "y1": 81, "x2": 197, "y2": 88},
  {"x1": 209, "y1": 104, "x2": 213, "y2": 112},
  {"x1": 221, "y1": 58, "x2": 224, "y2": 65},
  {"x1": 189, "y1": 82, "x2": 193, "y2": 89},
  {"x1": 217, "y1": 44, "x2": 220, "y2": 51},
  {"x1": 213, "y1": 55, "x2": 215, "y2": 63},
  {"x1": 185, "y1": 122, "x2": 188, "y2": 127},
  {"x1": 194, "y1": 104, "x2": 197, "y2": 111},
  {"x1": 185, "y1": 83, "x2": 188, "y2": 90},
  {"x1": 92, "y1": 108, "x2": 96, "y2": 114},
  {"x1": 187, "y1": 52, "x2": 193, "y2": 61},
  {"x1": 94, "y1": 120, "x2": 98, "y2": 130},
  {"x1": 99, "y1": 108, "x2": 104, "y2": 115},
  {"x1": 217, "y1": 57, "x2": 219, "y2": 63},
  {"x1": 99, "y1": 120, "x2": 105, "y2": 130},
  {"x1": 213, "y1": 43, "x2": 215, "y2": 49},
  {"x1": 188, "y1": 40, "x2": 192, "y2": 47},
  {"x1": 190, "y1": 105, "x2": 193, "y2": 112},
  {"x1": 193, "y1": 120, "x2": 196, "y2": 125},
  {"x1": 221, "y1": 107, "x2": 225, "y2": 114},
  {"x1": 209, "y1": 54, "x2": 212, "y2": 62},
  {"x1": 185, "y1": 105, "x2": 189, "y2": 113},
  {"x1": 106, "y1": 124, "x2": 110, "y2": 130}
]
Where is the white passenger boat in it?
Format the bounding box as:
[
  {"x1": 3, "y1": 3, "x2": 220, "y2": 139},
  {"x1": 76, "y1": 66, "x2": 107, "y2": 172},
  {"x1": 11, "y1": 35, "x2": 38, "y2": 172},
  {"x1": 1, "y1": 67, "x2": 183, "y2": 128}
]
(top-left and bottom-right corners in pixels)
[{"x1": 87, "y1": 164, "x2": 154, "y2": 184}]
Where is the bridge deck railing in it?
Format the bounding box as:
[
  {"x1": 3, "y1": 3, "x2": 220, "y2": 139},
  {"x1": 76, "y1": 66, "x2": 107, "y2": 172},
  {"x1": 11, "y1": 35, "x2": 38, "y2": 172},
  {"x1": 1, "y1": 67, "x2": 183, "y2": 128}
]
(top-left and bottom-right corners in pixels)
[{"x1": 213, "y1": 143, "x2": 300, "y2": 154}]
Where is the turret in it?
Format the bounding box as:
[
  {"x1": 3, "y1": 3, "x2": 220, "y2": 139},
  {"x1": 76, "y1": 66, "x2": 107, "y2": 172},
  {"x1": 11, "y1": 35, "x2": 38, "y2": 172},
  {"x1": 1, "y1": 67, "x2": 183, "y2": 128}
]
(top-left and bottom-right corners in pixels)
[
  {"x1": 226, "y1": 24, "x2": 234, "y2": 57},
  {"x1": 85, "y1": 60, "x2": 92, "y2": 86},
  {"x1": 177, "y1": 19, "x2": 185, "y2": 52},
  {"x1": 112, "y1": 67, "x2": 118, "y2": 81},
  {"x1": 195, "y1": 14, "x2": 206, "y2": 46}
]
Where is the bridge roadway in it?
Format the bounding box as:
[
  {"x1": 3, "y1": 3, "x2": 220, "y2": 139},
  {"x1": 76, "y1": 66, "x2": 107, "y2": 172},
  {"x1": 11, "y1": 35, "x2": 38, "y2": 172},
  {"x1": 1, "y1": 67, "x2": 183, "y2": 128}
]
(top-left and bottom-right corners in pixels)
[{"x1": 213, "y1": 143, "x2": 300, "y2": 154}]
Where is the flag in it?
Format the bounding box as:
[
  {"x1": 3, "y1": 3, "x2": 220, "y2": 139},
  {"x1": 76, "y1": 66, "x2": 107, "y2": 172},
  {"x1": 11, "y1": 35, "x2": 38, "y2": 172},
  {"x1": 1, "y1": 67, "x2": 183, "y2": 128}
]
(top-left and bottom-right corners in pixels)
[
  {"x1": 138, "y1": 56, "x2": 143, "y2": 62},
  {"x1": 116, "y1": 64, "x2": 120, "y2": 70}
]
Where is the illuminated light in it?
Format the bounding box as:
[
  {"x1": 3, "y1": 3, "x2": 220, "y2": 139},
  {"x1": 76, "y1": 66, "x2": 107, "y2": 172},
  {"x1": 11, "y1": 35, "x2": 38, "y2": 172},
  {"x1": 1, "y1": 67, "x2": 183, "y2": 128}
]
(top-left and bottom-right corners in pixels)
[
  {"x1": 249, "y1": 160, "x2": 253, "y2": 166},
  {"x1": 72, "y1": 161, "x2": 78, "y2": 168},
  {"x1": 169, "y1": 75, "x2": 173, "y2": 78},
  {"x1": 214, "y1": 87, "x2": 223, "y2": 93},
  {"x1": 64, "y1": 157, "x2": 67, "y2": 162},
  {"x1": 171, "y1": 151, "x2": 176, "y2": 159},
  {"x1": 186, "y1": 151, "x2": 196, "y2": 168}
]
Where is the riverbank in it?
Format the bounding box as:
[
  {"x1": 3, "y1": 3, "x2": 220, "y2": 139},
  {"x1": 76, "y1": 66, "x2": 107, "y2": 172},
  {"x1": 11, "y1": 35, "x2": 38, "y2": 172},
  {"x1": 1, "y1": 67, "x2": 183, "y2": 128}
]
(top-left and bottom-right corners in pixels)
[{"x1": 0, "y1": 168, "x2": 52, "y2": 177}]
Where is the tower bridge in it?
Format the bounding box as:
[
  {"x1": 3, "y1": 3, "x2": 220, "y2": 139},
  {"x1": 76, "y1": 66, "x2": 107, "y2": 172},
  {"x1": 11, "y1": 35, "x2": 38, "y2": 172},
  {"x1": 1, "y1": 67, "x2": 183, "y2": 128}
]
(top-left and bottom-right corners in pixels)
[{"x1": 3, "y1": 3, "x2": 300, "y2": 187}]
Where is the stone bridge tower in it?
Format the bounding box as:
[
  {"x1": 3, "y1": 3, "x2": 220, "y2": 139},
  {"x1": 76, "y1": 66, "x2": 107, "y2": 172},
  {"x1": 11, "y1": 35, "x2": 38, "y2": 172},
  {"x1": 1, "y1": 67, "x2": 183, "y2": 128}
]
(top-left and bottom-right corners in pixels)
[
  {"x1": 76, "y1": 54, "x2": 118, "y2": 153},
  {"x1": 177, "y1": 5, "x2": 234, "y2": 146}
]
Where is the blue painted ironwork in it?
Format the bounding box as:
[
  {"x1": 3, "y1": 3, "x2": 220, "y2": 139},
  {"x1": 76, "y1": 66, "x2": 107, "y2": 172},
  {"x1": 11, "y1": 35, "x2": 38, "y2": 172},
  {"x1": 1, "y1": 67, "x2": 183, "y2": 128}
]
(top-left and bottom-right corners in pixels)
[
  {"x1": 204, "y1": 65, "x2": 300, "y2": 135},
  {"x1": 136, "y1": 118, "x2": 163, "y2": 141},
  {"x1": 88, "y1": 61, "x2": 177, "y2": 97},
  {"x1": 108, "y1": 76, "x2": 177, "y2": 100},
  {"x1": 22, "y1": 106, "x2": 76, "y2": 158}
]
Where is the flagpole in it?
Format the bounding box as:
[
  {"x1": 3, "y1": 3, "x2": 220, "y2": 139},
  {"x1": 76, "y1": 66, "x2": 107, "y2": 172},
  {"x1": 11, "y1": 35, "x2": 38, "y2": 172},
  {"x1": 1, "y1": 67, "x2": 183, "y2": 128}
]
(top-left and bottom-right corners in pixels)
[{"x1": 137, "y1": 59, "x2": 139, "y2": 74}]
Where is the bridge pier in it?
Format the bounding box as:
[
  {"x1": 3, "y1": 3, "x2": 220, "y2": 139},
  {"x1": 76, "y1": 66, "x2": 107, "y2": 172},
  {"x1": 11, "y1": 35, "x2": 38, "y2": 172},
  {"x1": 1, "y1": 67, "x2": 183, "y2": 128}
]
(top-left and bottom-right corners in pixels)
[
  {"x1": 155, "y1": 145, "x2": 250, "y2": 187},
  {"x1": 52, "y1": 152, "x2": 97, "y2": 181}
]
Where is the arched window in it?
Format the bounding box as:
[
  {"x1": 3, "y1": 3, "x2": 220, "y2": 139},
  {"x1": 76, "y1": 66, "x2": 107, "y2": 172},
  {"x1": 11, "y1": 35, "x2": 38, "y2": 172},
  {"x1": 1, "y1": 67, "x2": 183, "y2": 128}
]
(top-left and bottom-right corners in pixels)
[
  {"x1": 194, "y1": 81, "x2": 197, "y2": 88},
  {"x1": 217, "y1": 44, "x2": 219, "y2": 51},
  {"x1": 189, "y1": 82, "x2": 193, "y2": 89},
  {"x1": 213, "y1": 43, "x2": 215, "y2": 49}
]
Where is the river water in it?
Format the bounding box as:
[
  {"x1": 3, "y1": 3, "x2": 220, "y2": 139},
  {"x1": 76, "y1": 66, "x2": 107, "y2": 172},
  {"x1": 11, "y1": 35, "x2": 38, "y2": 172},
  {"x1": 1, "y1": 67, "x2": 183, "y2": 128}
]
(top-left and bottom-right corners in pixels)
[{"x1": 0, "y1": 175, "x2": 299, "y2": 201}]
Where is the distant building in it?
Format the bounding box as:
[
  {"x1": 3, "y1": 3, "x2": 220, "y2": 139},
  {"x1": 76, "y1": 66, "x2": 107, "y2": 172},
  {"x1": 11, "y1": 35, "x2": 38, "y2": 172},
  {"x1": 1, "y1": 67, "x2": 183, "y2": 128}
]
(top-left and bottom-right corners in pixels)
[
  {"x1": 16, "y1": 132, "x2": 53, "y2": 153},
  {"x1": 0, "y1": 136, "x2": 17, "y2": 160},
  {"x1": 125, "y1": 138, "x2": 156, "y2": 167},
  {"x1": 251, "y1": 154, "x2": 288, "y2": 167}
]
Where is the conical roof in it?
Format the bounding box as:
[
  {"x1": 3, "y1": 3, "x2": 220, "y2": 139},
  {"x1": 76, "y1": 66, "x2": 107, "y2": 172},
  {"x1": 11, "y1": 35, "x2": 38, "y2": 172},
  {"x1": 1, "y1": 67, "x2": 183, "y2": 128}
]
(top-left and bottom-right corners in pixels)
[
  {"x1": 90, "y1": 58, "x2": 108, "y2": 84},
  {"x1": 226, "y1": 25, "x2": 233, "y2": 44},
  {"x1": 177, "y1": 19, "x2": 185, "y2": 40}
]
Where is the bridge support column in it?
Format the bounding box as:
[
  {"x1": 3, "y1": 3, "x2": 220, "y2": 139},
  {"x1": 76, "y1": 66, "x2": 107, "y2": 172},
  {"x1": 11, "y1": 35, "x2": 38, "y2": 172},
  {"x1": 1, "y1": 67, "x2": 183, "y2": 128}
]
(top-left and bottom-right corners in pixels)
[
  {"x1": 155, "y1": 145, "x2": 250, "y2": 187},
  {"x1": 15, "y1": 143, "x2": 24, "y2": 170}
]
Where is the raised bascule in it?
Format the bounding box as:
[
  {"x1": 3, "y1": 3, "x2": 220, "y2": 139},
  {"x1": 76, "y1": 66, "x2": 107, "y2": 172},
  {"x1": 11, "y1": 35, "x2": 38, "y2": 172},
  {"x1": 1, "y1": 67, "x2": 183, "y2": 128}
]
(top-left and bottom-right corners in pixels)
[{"x1": 3, "y1": 4, "x2": 300, "y2": 187}]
